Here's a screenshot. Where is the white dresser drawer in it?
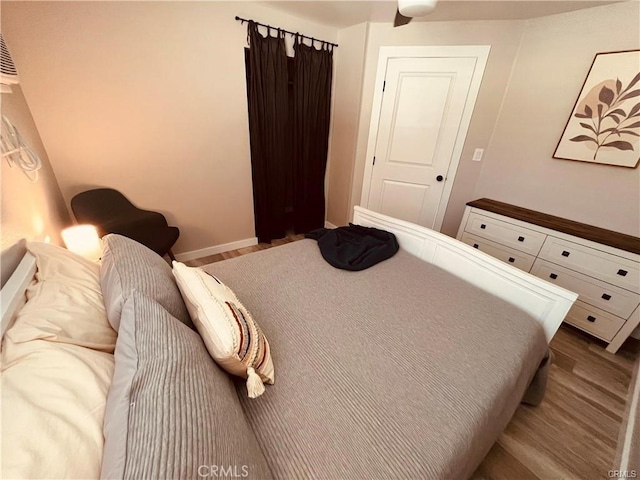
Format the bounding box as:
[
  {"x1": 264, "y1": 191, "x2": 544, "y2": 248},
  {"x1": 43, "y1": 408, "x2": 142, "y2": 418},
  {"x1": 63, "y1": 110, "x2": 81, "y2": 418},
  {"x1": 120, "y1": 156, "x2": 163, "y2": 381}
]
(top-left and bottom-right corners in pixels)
[
  {"x1": 539, "y1": 237, "x2": 640, "y2": 293},
  {"x1": 564, "y1": 301, "x2": 625, "y2": 342},
  {"x1": 531, "y1": 259, "x2": 640, "y2": 319},
  {"x1": 466, "y1": 212, "x2": 546, "y2": 256},
  {"x1": 459, "y1": 200, "x2": 640, "y2": 353},
  {"x1": 461, "y1": 233, "x2": 535, "y2": 272}
]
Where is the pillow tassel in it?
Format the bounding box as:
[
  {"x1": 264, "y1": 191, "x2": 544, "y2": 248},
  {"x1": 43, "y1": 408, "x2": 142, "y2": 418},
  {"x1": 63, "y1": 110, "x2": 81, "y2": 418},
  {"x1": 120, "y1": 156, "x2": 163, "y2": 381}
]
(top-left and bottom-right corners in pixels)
[{"x1": 246, "y1": 367, "x2": 265, "y2": 398}]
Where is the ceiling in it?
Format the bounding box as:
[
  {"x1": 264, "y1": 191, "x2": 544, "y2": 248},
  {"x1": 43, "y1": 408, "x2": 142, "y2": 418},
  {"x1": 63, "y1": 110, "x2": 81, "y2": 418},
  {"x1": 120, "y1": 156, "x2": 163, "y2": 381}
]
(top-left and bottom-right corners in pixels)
[{"x1": 262, "y1": 0, "x2": 623, "y2": 28}]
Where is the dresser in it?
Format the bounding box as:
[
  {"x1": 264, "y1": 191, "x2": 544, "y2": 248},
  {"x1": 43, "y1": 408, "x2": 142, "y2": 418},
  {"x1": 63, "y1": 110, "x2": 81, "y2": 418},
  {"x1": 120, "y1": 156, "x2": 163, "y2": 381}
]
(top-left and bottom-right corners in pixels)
[{"x1": 456, "y1": 199, "x2": 640, "y2": 353}]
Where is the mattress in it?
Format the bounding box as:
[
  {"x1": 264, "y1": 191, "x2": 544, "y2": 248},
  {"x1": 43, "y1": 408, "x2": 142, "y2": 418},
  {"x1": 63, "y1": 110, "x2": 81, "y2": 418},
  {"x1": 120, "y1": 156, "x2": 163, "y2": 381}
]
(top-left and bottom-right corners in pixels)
[{"x1": 205, "y1": 239, "x2": 548, "y2": 479}]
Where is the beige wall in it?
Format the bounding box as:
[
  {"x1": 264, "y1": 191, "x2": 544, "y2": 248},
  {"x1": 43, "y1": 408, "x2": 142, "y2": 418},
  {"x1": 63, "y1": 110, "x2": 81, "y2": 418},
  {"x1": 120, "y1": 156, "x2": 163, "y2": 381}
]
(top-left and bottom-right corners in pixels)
[
  {"x1": 335, "y1": 19, "x2": 526, "y2": 236},
  {"x1": 2, "y1": 1, "x2": 337, "y2": 254},
  {"x1": 326, "y1": 22, "x2": 368, "y2": 226},
  {"x1": 1, "y1": 86, "x2": 70, "y2": 249},
  {"x1": 475, "y1": 1, "x2": 640, "y2": 237},
  {"x1": 7, "y1": 1, "x2": 638, "y2": 250}
]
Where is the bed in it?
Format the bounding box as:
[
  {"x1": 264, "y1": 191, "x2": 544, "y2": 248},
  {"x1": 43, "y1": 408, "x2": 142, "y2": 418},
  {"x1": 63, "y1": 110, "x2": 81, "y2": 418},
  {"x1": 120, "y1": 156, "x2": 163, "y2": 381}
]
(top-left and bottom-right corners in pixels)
[{"x1": 0, "y1": 207, "x2": 577, "y2": 479}]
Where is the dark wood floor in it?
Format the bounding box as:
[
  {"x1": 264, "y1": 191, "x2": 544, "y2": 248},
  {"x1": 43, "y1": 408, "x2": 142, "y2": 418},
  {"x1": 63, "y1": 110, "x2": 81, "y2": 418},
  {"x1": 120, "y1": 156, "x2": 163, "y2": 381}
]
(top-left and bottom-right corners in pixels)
[{"x1": 186, "y1": 235, "x2": 639, "y2": 480}]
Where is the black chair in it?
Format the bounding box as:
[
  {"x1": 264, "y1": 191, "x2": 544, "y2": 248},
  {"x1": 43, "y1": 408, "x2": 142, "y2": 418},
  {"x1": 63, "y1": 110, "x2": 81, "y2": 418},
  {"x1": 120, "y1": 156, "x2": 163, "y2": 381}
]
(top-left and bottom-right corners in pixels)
[{"x1": 71, "y1": 188, "x2": 179, "y2": 260}]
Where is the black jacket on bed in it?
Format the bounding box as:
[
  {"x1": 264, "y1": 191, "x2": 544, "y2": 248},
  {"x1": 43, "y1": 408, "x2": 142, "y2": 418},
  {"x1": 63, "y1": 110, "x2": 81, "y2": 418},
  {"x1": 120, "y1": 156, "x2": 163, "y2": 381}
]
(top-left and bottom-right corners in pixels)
[{"x1": 305, "y1": 224, "x2": 399, "y2": 271}]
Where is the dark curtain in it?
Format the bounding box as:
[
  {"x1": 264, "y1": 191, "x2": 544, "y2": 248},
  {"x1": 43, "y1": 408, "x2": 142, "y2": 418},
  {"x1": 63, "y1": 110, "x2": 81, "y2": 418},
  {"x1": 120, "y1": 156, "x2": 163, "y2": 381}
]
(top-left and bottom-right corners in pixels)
[
  {"x1": 246, "y1": 22, "x2": 289, "y2": 243},
  {"x1": 292, "y1": 39, "x2": 334, "y2": 234}
]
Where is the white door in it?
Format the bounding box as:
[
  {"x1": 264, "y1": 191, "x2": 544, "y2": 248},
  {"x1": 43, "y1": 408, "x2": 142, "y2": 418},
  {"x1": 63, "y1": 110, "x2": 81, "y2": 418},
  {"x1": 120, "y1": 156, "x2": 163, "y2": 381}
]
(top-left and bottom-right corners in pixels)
[{"x1": 362, "y1": 47, "x2": 489, "y2": 230}]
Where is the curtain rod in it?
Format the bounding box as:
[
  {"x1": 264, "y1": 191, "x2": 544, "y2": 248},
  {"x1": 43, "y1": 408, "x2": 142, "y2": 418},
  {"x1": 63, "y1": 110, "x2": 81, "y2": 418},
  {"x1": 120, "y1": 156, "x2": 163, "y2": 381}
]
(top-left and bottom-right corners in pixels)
[{"x1": 235, "y1": 16, "x2": 338, "y2": 48}]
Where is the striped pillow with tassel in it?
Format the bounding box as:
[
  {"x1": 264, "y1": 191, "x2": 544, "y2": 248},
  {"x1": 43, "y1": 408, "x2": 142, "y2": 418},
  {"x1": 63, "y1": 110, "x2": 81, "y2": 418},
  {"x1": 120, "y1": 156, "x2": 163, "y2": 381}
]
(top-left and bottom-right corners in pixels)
[{"x1": 172, "y1": 261, "x2": 274, "y2": 398}]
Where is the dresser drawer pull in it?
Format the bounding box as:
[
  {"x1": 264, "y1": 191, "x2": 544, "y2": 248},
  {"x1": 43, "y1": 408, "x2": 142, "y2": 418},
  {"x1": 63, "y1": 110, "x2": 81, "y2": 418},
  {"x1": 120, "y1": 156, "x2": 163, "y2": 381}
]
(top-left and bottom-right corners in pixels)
[
  {"x1": 508, "y1": 257, "x2": 515, "y2": 263},
  {"x1": 602, "y1": 293, "x2": 612, "y2": 301},
  {"x1": 518, "y1": 236, "x2": 525, "y2": 242},
  {"x1": 561, "y1": 250, "x2": 570, "y2": 257},
  {"x1": 549, "y1": 273, "x2": 558, "y2": 279},
  {"x1": 587, "y1": 315, "x2": 596, "y2": 322},
  {"x1": 480, "y1": 224, "x2": 486, "y2": 229},
  {"x1": 473, "y1": 244, "x2": 479, "y2": 249},
  {"x1": 617, "y1": 269, "x2": 628, "y2": 277}
]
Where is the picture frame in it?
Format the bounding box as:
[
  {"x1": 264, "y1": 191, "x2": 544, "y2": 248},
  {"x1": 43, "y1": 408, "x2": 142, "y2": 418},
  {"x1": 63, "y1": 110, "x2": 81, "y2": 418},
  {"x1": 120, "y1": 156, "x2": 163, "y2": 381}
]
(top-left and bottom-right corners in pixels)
[{"x1": 553, "y1": 49, "x2": 640, "y2": 168}]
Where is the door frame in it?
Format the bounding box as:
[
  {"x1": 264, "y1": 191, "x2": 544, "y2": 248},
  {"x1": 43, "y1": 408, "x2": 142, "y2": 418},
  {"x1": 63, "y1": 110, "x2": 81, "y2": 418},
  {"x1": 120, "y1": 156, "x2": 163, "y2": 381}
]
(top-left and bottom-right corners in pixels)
[{"x1": 360, "y1": 45, "x2": 490, "y2": 231}]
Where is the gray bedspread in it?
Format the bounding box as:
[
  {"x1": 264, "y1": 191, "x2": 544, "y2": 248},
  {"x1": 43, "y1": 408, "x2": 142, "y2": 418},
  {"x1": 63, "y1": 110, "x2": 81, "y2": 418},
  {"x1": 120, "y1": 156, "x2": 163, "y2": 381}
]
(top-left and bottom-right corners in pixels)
[{"x1": 205, "y1": 240, "x2": 548, "y2": 479}]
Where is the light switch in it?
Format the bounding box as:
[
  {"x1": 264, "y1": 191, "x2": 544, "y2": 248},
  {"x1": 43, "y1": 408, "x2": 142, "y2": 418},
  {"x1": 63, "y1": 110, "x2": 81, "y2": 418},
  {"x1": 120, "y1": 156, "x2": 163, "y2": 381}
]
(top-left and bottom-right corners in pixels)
[{"x1": 472, "y1": 148, "x2": 484, "y2": 161}]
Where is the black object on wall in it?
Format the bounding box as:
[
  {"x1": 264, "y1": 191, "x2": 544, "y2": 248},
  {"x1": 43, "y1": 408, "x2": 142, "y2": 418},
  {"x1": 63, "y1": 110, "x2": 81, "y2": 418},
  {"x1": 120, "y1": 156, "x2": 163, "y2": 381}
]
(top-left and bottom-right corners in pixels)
[{"x1": 244, "y1": 23, "x2": 334, "y2": 243}]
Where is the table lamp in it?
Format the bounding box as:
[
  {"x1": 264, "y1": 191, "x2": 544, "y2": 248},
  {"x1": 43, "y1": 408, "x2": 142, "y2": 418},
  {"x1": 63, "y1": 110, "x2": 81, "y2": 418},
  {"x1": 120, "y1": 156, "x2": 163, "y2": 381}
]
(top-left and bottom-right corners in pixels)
[{"x1": 61, "y1": 225, "x2": 102, "y2": 261}]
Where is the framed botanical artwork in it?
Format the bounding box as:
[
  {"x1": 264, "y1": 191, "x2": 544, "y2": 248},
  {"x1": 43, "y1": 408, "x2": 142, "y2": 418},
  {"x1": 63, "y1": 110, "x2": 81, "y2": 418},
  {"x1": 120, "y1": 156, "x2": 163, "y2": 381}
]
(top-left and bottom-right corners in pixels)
[{"x1": 554, "y1": 49, "x2": 640, "y2": 168}]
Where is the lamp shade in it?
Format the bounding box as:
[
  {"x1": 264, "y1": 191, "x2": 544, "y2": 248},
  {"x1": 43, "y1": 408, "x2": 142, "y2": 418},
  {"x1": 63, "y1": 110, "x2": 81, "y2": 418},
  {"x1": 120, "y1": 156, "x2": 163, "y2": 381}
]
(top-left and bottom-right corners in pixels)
[{"x1": 62, "y1": 225, "x2": 102, "y2": 261}]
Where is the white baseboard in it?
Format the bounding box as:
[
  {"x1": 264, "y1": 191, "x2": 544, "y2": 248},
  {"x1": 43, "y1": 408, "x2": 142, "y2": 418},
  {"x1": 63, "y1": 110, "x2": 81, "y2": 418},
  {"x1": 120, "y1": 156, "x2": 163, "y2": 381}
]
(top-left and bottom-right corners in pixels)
[
  {"x1": 174, "y1": 237, "x2": 258, "y2": 262},
  {"x1": 325, "y1": 221, "x2": 337, "y2": 229}
]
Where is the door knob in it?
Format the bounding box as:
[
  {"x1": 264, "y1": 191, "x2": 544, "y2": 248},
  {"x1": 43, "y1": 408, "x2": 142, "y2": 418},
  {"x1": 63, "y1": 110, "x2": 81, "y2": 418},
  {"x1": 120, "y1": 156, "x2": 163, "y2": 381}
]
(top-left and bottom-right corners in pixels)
[{"x1": 436, "y1": 175, "x2": 444, "y2": 182}]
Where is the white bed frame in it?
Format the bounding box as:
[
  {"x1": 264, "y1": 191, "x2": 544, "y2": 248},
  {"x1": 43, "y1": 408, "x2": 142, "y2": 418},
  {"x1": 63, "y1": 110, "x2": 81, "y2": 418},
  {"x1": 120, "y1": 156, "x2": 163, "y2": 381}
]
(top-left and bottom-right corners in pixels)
[
  {"x1": 1, "y1": 210, "x2": 577, "y2": 344},
  {"x1": 353, "y1": 206, "x2": 578, "y2": 343},
  {"x1": 1, "y1": 250, "x2": 36, "y2": 337}
]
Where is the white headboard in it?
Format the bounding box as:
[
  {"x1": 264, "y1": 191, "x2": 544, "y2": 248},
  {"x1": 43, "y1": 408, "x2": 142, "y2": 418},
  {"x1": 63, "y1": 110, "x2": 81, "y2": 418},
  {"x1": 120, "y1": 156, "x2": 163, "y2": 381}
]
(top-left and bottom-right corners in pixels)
[
  {"x1": 1, "y1": 240, "x2": 36, "y2": 337},
  {"x1": 353, "y1": 206, "x2": 578, "y2": 343}
]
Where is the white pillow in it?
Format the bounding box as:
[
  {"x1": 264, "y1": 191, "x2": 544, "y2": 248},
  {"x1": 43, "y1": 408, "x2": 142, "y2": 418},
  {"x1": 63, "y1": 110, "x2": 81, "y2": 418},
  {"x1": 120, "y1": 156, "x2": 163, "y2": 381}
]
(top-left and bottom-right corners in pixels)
[
  {"x1": 172, "y1": 261, "x2": 275, "y2": 398},
  {"x1": 1, "y1": 338, "x2": 114, "y2": 479},
  {"x1": 4, "y1": 242, "x2": 116, "y2": 352},
  {"x1": 0, "y1": 242, "x2": 115, "y2": 479}
]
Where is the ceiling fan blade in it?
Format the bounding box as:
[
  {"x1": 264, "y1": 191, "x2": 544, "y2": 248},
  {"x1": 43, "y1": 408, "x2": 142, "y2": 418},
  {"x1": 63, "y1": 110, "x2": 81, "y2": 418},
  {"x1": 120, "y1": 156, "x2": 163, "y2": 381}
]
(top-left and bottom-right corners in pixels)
[{"x1": 393, "y1": 8, "x2": 412, "y2": 27}]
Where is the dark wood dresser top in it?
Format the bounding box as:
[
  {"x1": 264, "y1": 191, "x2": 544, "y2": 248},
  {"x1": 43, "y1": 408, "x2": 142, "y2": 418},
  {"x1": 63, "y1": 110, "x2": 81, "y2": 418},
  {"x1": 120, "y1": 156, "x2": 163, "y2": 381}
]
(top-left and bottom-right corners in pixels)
[{"x1": 467, "y1": 198, "x2": 640, "y2": 256}]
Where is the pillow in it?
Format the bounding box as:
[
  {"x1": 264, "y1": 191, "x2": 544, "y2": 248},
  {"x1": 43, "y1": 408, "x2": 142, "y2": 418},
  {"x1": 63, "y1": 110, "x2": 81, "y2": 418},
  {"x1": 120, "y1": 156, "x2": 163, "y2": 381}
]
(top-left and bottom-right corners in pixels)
[
  {"x1": 4, "y1": 242, "x2": 116, "y2": 352},
  {"x1": 1, "y1": 337, "x2": 115, "y2": 479},
  {"x1": 100, "y1": 234, "x2": 192, "y2": 331},
  {"x1": 27, "y1": 240, "x2": 100, "y2": 285},
  {"x1": 101, "y1": 291, "x2": 272, "y2": 480},
  {"x1": 172, "y1": 261, "x2": 275, "y2": 398}
]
